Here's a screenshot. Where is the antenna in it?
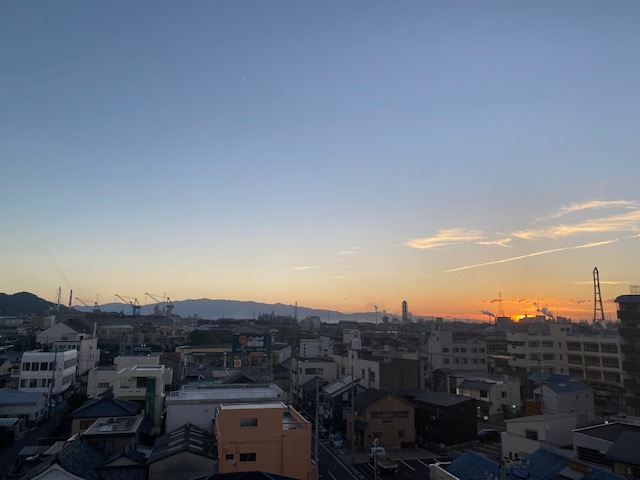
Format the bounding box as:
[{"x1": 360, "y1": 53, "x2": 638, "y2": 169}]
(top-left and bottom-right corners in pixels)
[
  {"x1": 593, "y1": 267, "x2": 605, "y2": 324},
  {"x1": 497, "y1": 292, "x2": 505, "y2": 318}
]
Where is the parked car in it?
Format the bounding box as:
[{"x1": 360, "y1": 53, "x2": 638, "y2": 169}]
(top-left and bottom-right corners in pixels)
[{"x1": 477, "y1": 428, "x2": 501, "y2": 442}]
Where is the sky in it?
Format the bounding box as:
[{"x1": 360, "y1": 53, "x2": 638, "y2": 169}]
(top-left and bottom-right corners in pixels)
[{"x1": 1, "y1": 1, "x2": 639, "y2": 322}]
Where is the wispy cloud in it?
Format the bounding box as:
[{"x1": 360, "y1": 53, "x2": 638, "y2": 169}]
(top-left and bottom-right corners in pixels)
[
  {"x1": 477, "y1": 237, "x2": 512, "y2": 247},
  {"x1": 514, "y1": 210, "x2": 640, "y2": 240},
  {"x1": 404, "y1": 228, "x2": 485, "y2": 249},
  {"x1": 291, "y1": 265, "x2": 321, "y2": 271},
  {"x1": 443, "y1": 239, "x2": 618, "y2": 273},
  {"x1": 338, "y1": 246, "x2": 360, "y2": 255},
  {"x1": 547, "y1": 200, "x2": 638, "y2": 219}
]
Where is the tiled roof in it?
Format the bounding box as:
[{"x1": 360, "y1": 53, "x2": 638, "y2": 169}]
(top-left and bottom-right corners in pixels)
[
  {"x1": 149, "y1": 423, "x2": 215, "y2": 464},
  {"x1": 354, "y1": 388, "x2": 394, "y2": 410},
  {"x1": 70, "y1": 397, "x2": 142, "y2": 419},
  {"x1": 542, "y1": 381, "x2": 591, "y2": 394},
  {"x1": 574, "y1": 422, "x2": 640, "y2": 443},
  {"x1": 400, "y1": 389, "x2": 472, "y2": 407}
]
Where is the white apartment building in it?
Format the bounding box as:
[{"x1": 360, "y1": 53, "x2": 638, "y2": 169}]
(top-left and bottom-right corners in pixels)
[
  {"x1": 19, "y1": 349, "x2": 78, "y2": 396},
  {"x1": 534, "y1": 380, "x2": 595, "y2": 424},
  {"x1": 427, "y1": 328, "x2": 488, "y2": 372},
  {"x1": 507, "y1": 322, "x2": 623, "y2": 401},
  {"x1": 36, "y1": 320, "x2": 100, "y2": 375}
]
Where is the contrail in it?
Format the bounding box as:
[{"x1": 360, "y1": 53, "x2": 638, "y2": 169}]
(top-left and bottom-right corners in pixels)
[{"x1": 443, "y1": 239, "x2": 619, "y2": 273}]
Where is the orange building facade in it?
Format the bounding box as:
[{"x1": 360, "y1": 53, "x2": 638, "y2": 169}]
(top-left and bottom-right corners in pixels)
[{"x1": 215, "y1": 402, "x2": 314, "y2": 480}]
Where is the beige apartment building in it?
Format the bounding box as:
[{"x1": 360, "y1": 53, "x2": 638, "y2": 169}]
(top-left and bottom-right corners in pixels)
[{"x1": 215, "y1": 402, "x2": 314, "y2": 480}]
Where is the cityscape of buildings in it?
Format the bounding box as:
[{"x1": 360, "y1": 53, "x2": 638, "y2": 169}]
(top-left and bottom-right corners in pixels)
[{"x1": 0, "y1": 289, "x2": 639, "y2": 479}]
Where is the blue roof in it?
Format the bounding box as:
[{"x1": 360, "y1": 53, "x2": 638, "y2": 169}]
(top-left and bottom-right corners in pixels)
[
  {"x1": 446, "y1": 450, "x2": 500, "y2": 480},
  {"x1": 543, "y1": 380, "x2": 591, "y2": 394},
  {"x1": 0, "y1": 387, "x2": 46, "y2": 406},
  {"x1": 70, "y1": 397, "x2": 142, "y2": 419},
  {"x1": 525, "y1": 448, "x2": 624, "y2": 480},
  {"x1": 528, "y1": 372, "x2": 573, "y2": 383}
]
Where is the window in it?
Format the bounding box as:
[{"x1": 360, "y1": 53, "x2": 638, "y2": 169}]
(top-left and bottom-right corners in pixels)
[
  {"x1": 602, "y1": 357, "x2": 619, "y2": 368},
  {"x1": 98, "y1": 382, "x2": 111, "y2": 389},
  {"x1": 501, "y1": 391, "x2": 507, "y2": 398},
  {"x1": 443, "y1": 358, "x2": 449, "y2": 364},
  {"x1": 568, "y1": 355, "x2": 582, "y2": 365},
  {"x1": 460, "y1": 348, "x2": 467, "y2": 353},
  {"x1": 442, "y1": 347, "x2": 449, "y2": 353},
  {"x1": 604, "y1": 372, "x2": 621, "y2": 382},
  {"x1": 586, "y1": 370, "x2": 601, "y2": 380},
  {"x1": 305, "y1": 367, "x2": 323, "y2": 374},
  {"x1": 471, "y1": 348, "x2": 477, "y2": 353},
  {"x1": 398, "y1": 430, "x2": 405, "y2": 438},
  {"x1": 40, "y1": 362, "x2": 48, "y2": 371},
  {"x1": 542, "y1": 353, "x2": 555, "y2": 361},
  {"x1": 241, "y1": 418, "x2": 258, "y2": 427},
  {"x1": 583, "y1": 343, "x2": 599, "y2": 352},
  {"x1": 225, "y1": 453, "x2": 234, "y2": 461},
  {"x1": 20, "y1": 379, "x2": 27, "y2": 388},
  {"x1": 585, "y1": 356, "x2": 600, "y2": 367},
  {"x1": 136, "y1": 377, "x2": 148, "y2": 388},
  {"x1": 567, "y1": 342, "x2": 581, "y2": 351},
  {"x1": 32, "y1": 363, "x2": 40, "y2": 371},
  {"x1": 29, "y1": 379, "x2": 37, "y2": 387},
  {"x1": 601, "y1": 344, "x2": 618, "y2": 354},
  {"x1": 528, "y1": 341, "x2": 539, "y2": 348},
  {"x1": 525, "y1": 429, "x2": 538, "y2": 440},
  {"x1": 541, "y1": 341, "x2": 554, "y2": 348},
  {"x1": 240, "y1": 453, "x2": 256, "y2": 462},
  {"x1": 369, "y1": 371, "x2": 376, "y2": 382},
  {"x1": 21, "y1": 363, "x2": 30, "y2": 371},
  {"x1": 479, "y1": 348, "x2": 485, "y2": 353},
  {"x1": 453, "y1": 347, "x2": 459, "y2": 353}
]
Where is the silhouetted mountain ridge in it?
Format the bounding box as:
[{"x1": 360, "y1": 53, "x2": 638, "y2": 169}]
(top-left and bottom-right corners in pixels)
[{"x1": 0, "y1": 292, "x2": 57, "y2": 316}]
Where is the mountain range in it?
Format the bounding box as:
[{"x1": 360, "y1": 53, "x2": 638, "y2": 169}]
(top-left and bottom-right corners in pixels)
[{"x1": 0, "y1": 292, "x2": 382, "y2": 323}]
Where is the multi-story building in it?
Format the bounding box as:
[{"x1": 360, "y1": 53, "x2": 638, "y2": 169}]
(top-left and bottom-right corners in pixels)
[
  {"x1": 507, "y1": 322, "x2": 624, "y2": 403},
  {"x1": 18, "y1": 349, "x2": 77, "y2": 396},
  {"x1": 426, "y1": 328, "x2": 488, "y2": 374},
  {"x1": 215, "y1": 402, "x2": 313, "y2": 480},
  {"x1": 615, "y1": 294, "x2": 640, "y2": 416},
  {"x1": 165, "y1": 383, "x2": 285, "y2": 433},
  {"x1": 291, "y1": 357, "x2": 338, "y2": 406},
  {"x1": 113, "y1": 365, "x2": 165, "y2": 429},
  {"x1": 86, "y1": 354, "x2": 174, "y2": 399},
  {"x1": 36, "y1": 319, "x2": 99, "y2": 375},
  {"x1": 501, "y1": 413, "x2": 577, "y2": 462},
  {"x1": 299, "y1": 336, "x2": 332, "y2": 358}
]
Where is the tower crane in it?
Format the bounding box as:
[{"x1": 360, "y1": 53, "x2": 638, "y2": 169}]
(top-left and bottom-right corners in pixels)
[
  {"x1": 75, "y1": 297, "x2": 101, "y2": 314},
  {"x1": 144, "y1": 292, "x2": 174, "y2": 317},
  {"x1": 114, "y1": 294, "x2": 141, "y2": 316}
]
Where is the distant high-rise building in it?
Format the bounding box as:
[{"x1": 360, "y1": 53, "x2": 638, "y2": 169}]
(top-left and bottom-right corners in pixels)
[
  {"x1": 615, "y1": 294, "x2": 640, "y2": 415},
  {"x1": 402, "y1": 300, "x2": 408, "y2": 323}
]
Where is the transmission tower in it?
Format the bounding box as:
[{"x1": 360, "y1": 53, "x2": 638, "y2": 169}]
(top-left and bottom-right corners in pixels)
[
  {"x1": 497, "y1": 292, "x2": 505, "y2": 318},
  {"x1": 593, "y1": 267, "x2": 605, "y2": 324}
]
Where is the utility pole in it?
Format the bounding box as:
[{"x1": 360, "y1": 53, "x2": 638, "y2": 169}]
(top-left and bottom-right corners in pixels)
[
  {"x1": 351, "y1": 365, "x2": 356, "y2": 464},
  {"x1": 314, "y1": 378, "x2": 320, "y2": 480}
]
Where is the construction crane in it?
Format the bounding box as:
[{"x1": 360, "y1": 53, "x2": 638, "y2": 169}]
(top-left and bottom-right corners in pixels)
[
  {"x1": 145, "y1": 292, "x2": 174, "y2": 317},
  {"x1": 593, "y1": 267, "x2": 605, "y2": 324},
  {"x1": 75, "y1": 297, "x2": 101, "y2": 314},
  {"x1": 114, "y1": 294, "x2": 141, "y2": 316}
]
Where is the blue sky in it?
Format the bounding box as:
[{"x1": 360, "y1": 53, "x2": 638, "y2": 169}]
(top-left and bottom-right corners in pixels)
[{"x1": 2, "y1": 1, "x2": 639, "y2": 321}]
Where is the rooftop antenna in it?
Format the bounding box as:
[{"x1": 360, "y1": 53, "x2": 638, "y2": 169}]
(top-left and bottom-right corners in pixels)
[{"x1": 593, "y1": 267, "x2": 605, "y2": 324}]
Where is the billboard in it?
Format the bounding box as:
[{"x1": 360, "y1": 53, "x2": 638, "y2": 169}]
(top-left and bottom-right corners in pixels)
[{"x1": 232, "y1": 333, "x2": 270, "y2": 354}]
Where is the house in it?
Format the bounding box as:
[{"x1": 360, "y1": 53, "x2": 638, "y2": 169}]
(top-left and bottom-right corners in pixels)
[
  {"x1": 215, "y1": 402, "x2": 313, "y2": 480},
  {"x1": 101, "y1": 445, "x2": 148, "y2": 480},
  {"x1": 165, "y1": 382, "x2": 285, "y2": 433},
  {"x1": 452, "y1": 374, "x2": 522, "y2": 420},
  {"x1": 148, "y1": 423, "x2": 216, "y2": 480},
  {"x1": 291, "y1": 357, "x2": 338, "y2": 406},
  {"x1": 535, "y1": 379, "x2": 595, "y2": 424},
  {"x1": 82, "y1": 416, "x2": 145, "y2": 456},
  {"x1": 516, "y1": 447, "x2": 624, "y2": 480},
  {"x1": 319, "y1": 374, "x2": 365, "y2": 435},
  {"x1": 432, "y1": 450, "x2": 499, "y2": 480},
  {"x1": 501, "y1": 413, "x2": 576, "y2": 462},
  {"x1": 0, "y1": 387, "x2": 48, "y2": 425},
  {"x1": 69, "y1": 397, "x2": 142, "y2": 434},
  {"x1": 350, "y1": 388, "x2": 415, "y2": 449},
  {"x1": 401, "y1": 389, "x2": 477, "y2": 446}
]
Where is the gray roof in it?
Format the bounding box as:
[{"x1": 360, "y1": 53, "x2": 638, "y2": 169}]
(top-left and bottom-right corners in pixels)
[
  {"x1": 459, "y1": 379, "x2": 494, "y2": 390},
  {"x1": 149, "y1": 422, "x2": 215, "y2": 464},
  {"x1": 18, "y1": 437, "x2": 106, "y2": 480},
  {"x1": 0, "y1": 387, "x2": 46, "y2": 406},
  {"x1": 574, "y1": 422, "x2": 640, "y2": 442},
  {"x1": 614, "y1": 295, "x2": 640, "y2": 304},
  {"x1": 606, "y1": 430, "x2": 640, "y2": 465},
  {"x1": 70, "y1": 397, "x2": 142, "y2": 419}
]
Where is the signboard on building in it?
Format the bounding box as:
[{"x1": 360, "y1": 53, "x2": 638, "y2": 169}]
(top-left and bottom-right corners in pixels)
[{"x1": 232, "y1": 333, "x2": 270, "y2": 354}]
